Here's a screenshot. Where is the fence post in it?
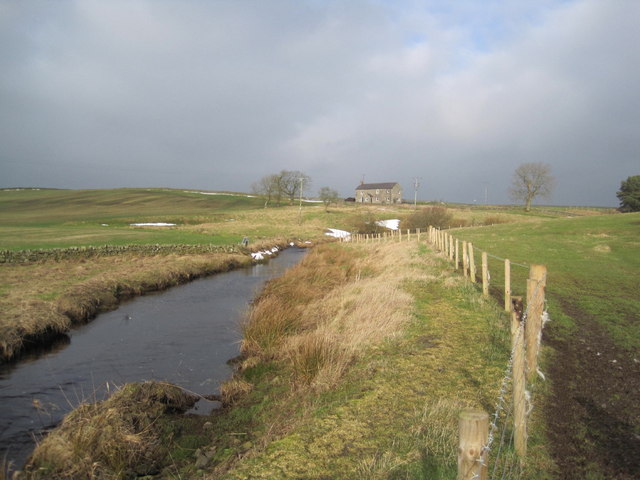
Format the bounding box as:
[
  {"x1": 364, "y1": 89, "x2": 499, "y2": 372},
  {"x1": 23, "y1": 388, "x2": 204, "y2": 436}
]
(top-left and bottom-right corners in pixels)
[
  {"x1": 458, "y1": 409, "x2": 489, "y2": 480},
  {"x1": 449, "y1": 235, "x2": 454, "y2": 261},
  {"x1": 504, "y1": 259, "x2": 511, "y2": 312},
  {"x1": 481, "y1": 252, "x2": 489, "y2": 296},
  {"x1": 399, "y1": 229, "x2": 402, "y2": 242},
  {"x1": 417, "y1": 228, "x2": 421, "y2": 242},
  {"x1": 455, "y1": 239, "x2": 460, "y2": 270},
  {"x1": 468, "y1": 243, "x2": 476, "y2": 282},
  {"x1": 525, "y1": 264, "x2": 547, "y2": 381},
  {"x1": 511, "y1": 296, "x2": 527, "y2": 461},
  {"x1": 462, "y1": 241, "x2": 469, "y2": 278}
]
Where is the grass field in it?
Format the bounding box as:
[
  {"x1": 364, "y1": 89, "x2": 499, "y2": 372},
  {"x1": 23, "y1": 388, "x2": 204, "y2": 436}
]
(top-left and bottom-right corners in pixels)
[
  {"x1": 3, "y1": 188, "x2": 637, "y2": 479},
  {"x1": 449, "y1": 212, "x2": 640, "y2": 478}
]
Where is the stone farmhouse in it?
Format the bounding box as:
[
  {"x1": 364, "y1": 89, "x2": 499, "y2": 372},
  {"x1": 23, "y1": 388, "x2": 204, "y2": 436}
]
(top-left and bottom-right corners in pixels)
[{"x1": 355, "y1": 182, "x2": 403, "y2": 204}]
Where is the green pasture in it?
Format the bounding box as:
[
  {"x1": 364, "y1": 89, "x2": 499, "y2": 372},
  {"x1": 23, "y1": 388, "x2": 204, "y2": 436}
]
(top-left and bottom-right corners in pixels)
[
  {"x1": 0, "y1": 188, "x2": 264, "y2": 250},
  {"x1": 452, "y1": 212, "x2": 640, "y2": 350}
]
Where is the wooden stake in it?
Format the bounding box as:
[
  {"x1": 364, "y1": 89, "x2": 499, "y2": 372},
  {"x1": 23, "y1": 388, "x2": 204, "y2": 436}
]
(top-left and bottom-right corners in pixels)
[
  {"x1": 468, "y1": 243, "x2": 476, "y2": 283},
  {"x1": 504, "y1": 259, "x2": 511, "y2": 312},
  {"x1": 511, "y1": 296, "x2": 527, "y2": 461},
  {"x1": 455, "y1": 239, "x2": 459, "y2": 270},
  {"x1": 458, "y1": 409, "x2": 489, "y2": 480},
  {"x1": 525, "y1": 264, "x2": 547, "y2": 381},
  {"x1": 481, "y1": 252, "x2": 489, "y2": 296},
  {"x1": 462, "y1": 241, "x2": 469, "y2": 278},
  {"x1": 449, "y1": 235, "x2": 455, "y2": 261}
]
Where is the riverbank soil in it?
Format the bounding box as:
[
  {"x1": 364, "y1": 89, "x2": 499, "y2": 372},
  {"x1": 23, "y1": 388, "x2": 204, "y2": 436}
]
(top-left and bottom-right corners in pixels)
[{"x1": 544, "y1": 308, "x2": 640, "y2": 479}]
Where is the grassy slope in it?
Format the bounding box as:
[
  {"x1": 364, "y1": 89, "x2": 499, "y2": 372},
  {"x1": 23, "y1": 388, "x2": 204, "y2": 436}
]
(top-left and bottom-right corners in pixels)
[
  {"x1": 0, "y1": 188, "x2": 264, "y2": 249},
  {"x1": 453, "y1": 212, "x2": 640, "y2": 350},
  {"x1": 450, "y1": 212, "x2": 640, "y2": 479}
]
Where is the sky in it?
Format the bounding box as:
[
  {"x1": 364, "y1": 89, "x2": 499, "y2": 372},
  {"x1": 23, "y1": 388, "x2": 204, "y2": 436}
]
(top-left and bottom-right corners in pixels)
[{"x1": 1, "y1": 0, "x2": 638, "y2": 206}]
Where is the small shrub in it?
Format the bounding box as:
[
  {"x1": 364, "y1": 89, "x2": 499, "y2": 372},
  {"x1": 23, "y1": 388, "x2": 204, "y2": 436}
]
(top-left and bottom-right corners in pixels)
[
  {"x1": 347, "y1": 211, "x2": 387, "y2": 234},
  {"x1": 401, "y1": 207, "x2": 454, "y2": 231}
]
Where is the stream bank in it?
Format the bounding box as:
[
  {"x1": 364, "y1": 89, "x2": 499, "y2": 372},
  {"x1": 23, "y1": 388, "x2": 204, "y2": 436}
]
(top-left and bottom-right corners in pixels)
[{"x1": 1, "y1": 244, "x2": 308, "y2": 475}]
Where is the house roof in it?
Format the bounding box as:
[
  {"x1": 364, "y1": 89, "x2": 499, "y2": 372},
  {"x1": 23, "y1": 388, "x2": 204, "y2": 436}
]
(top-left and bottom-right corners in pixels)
[{"x1": 355, "y1": 182, "x2": 399, "y2": 190}]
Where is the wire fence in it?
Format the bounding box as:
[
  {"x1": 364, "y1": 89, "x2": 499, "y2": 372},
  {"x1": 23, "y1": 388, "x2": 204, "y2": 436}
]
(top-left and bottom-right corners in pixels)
[{"x1": 349, "y1": 226, "x2": 549, "y2": 479}]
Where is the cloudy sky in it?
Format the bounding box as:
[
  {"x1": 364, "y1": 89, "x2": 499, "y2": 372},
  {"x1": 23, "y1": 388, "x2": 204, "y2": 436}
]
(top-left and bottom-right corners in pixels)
[{"x1": 1, "y1": 1, "x2": 638, "y2": 206}]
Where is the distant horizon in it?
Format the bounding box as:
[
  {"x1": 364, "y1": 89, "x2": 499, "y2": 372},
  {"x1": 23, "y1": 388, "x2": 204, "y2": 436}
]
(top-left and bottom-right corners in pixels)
[{"x1": 0, "y1": 185, "x2": 619, "y2": 209}]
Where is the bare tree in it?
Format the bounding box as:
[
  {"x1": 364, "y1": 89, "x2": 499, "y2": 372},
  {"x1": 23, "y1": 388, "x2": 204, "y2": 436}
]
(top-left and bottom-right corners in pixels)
[
  {"x1": 509, "y1": 162, "x2": 555, "y2": 211},
  {"x1": 251, "y1": 174, "x2": 281, "y2": 207},
  {"x1": 278, "y1": 170, "x2": 311, "y2": 205},
  {"x1": 318, "y1": 186, "x2": 339, "y2": 211}
]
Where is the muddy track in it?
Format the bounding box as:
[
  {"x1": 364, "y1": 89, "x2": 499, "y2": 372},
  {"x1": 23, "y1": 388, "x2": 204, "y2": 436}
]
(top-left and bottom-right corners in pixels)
[{"x1": 544, "y1": 302, "x2": 640, "y2": 479}]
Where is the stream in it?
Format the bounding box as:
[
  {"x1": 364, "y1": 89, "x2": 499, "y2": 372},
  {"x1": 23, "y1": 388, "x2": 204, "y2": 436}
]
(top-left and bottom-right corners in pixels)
[{"x1": 0, "y1": 247, "x2": 307, "y2": 471}]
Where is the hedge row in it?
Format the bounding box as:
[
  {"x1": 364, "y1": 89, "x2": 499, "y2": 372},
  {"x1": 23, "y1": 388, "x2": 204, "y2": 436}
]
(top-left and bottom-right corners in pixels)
[{"x1": 0, "y1": 243, "x2": 245, "y2": 264}]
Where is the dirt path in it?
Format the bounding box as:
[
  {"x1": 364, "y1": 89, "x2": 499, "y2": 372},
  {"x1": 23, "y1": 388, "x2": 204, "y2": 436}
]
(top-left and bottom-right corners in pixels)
[{"x1": 544, "y1": 305, "x2": 640, "y2": 479}]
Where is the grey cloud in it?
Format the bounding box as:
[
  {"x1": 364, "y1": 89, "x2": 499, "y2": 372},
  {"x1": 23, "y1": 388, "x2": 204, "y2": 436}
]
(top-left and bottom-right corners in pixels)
[{"x1": 1, "y1": 0, "x2": 637, "y2": 206}]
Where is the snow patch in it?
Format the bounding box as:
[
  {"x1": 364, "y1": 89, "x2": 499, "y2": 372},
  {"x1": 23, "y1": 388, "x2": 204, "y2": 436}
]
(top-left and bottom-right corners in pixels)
[
  {"x1": 184, "y1": 191, "x2": 256, "y2": 198},
  {"x1": 325, "y1": 228, "x2": 351, "y2": 240},
  {"x1": 375, "y1": 219, "x2": 400, "y2": 230},
  {"x1": 130, "y1": 223, "x2": 176, "y2": 227}
]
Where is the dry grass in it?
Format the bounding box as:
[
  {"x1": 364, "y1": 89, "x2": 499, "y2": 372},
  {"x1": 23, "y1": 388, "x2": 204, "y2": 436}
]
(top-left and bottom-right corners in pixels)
[
  {"x1": 214, "y1": 238, "x2": 512, "y2": 479},
  {"x1": 23, "y1": 382, "x2": 198, "y2": 480},
  {"x1": 219, "y1": 378, "x2": 254, "y2": 406},
  {"x1": 0, "y1": 252, "x2": 252, "y2": 361},
  {"x1": 239, "y1": 241, "x2": 433, "y2": 395}
]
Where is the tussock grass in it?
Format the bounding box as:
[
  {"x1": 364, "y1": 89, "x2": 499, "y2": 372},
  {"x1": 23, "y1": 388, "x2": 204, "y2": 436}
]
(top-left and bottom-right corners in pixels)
[
  {"x1": 239, "y1": 242, "x2": 418, "y2": 389},
  {"x1": 23, "y1": 382, "x2": 198, "y2": 480}
]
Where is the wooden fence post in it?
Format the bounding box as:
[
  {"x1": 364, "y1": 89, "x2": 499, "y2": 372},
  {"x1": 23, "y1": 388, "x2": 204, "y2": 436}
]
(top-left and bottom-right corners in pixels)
[
  {"x1": 481, "y1": 252, "x2": 489, "y2": 296},
  {"x1": 525, "y1": 264, "x2": 547, "y2": 381},
  {"x1": 455, "y1": 239, "x2": 460, "y2": 270},
  {"x1": 449, "y1": 235, "x2": 454, "y2": 261},
  {"x1": 468, "y1": 243, "x2": 476, "y2": 283},
  {"x1": 417, "y1": 228, "x2": 421, "y2": 242},
  {"x1": 511, "y1": 296, "x2": 527, "y2": 461},
  {"x1": 504, "y1": 259, "x2": 511, "y2": 312},
  {"x1": 462, "y1": 241, "x2": 469, "y2": 278},
  {"x1": 458, "y1": 409, "x2": 489, "y2": 480}
]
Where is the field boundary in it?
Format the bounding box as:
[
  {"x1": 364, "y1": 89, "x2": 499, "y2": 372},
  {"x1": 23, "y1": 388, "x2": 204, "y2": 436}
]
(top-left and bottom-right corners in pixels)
[{"x1": 0, "y1": 243, "x2": 244, "y2": 264}]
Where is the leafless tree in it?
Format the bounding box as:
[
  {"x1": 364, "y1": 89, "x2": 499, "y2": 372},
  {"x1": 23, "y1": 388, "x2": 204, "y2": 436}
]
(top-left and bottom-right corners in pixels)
[
  {"x1": 278, "y1": 170, "x2": 311, "y2": 205},
  {"x1": 251, "y1": 174, "x2": 281, "y2": 207},
  {"x1": 509, "y1": 162, "x2": 555, "y2": 212},
  {"x1": 252, "y1": 170, "x2": 311, "y2": 207},
  {"x1": 318, "y1": 186, "x2": 339, "y2": 211}
]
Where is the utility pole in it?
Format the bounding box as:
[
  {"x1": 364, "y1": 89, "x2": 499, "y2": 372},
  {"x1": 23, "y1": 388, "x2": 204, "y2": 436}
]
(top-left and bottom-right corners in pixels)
[
  {"x1": 413, "y1": 177, "x2": 421, "y2": 210},
  {"x1": 298, "y1": 176, "x2": 304, "y2": 225}
]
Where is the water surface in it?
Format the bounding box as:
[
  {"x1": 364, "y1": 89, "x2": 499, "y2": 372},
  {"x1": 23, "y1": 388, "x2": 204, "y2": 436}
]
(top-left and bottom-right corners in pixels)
[{"x1": 0, "y1": 247, "x2": 306, "y2": 469}]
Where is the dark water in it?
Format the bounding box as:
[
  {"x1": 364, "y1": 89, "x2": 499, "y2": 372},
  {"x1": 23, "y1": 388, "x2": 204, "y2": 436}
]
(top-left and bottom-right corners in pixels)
[{"x1": 0, "y1": 247, "x2": 306, "y2": 471}]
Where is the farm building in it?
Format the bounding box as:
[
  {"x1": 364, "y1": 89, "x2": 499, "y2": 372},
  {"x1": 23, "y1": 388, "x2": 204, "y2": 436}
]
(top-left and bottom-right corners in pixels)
[{"x1": 355, "y1": 182, "x2": 403, "y2": 204}]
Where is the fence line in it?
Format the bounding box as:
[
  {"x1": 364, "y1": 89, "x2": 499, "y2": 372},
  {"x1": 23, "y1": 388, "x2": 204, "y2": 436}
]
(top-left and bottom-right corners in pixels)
[{"x1": 348, "y1": 226, "x2": 548, "y2": 478}]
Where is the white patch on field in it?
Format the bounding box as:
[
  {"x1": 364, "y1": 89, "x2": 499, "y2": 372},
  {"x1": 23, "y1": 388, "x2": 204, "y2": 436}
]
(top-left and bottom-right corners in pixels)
[
  {"x1": 184, "y1": 191, "x2": 256, "y2": 198},
  {"x1": 325, "y1": 228, "x2": 351, "y2": 239},
  {"x1": 130, "y1": 223, "x2": 176, "y2": 227},
  {"x1": 375, "y1": 219, "x2": 400, "y2": 230}
]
